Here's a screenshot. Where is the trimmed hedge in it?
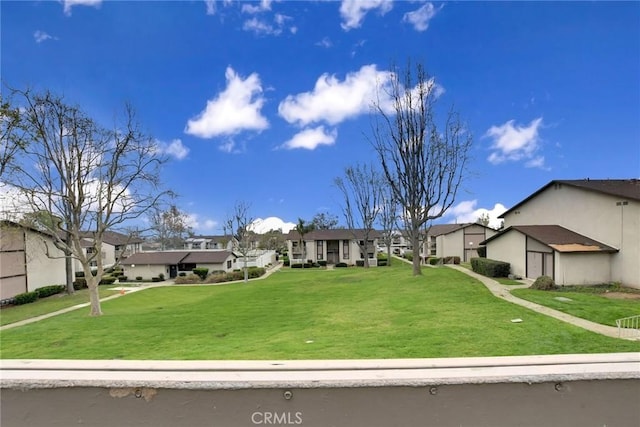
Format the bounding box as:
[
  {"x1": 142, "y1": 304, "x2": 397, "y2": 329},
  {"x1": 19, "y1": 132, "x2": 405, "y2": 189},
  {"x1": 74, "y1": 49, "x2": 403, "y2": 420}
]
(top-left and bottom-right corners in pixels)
[
  {"x1": 471, "y1": 257, "x2": 510, "y2": 277},
  {"x1": 174, "y1": 274, "x2": 201, "y2": 284},
  {"x1": 193, "y1": 268, "x2": 209, "y2": 280},
  {"x1": 356, "y1": 260, "x2": 365, "y2": 267},
  {"x1": 318, "y1": 260, "x2": 327, "y2": 267},
  {"x1": 443, "y1": 256, "x2": 461, "y2": 265},
  {"x1": 531, "y1": 275, "x2": 556, "y2": 290},
  {"x1": 378, "y1": 260, "x2": 387, "y2": 266},
  {"x1": 73, "y1": 278, "x2": 88, "y2": 290},
  {"x1": 14, "y1": 291, "x2": 38, "y2": 305},
  {"x1": 35, "y1": 285, "x2": 65, "y2": 298},
  {"x1": 99, "y1": 275, "x2": 117, "y2": 285},
  {"x1": 428, "y1": 257, "x2": 441, "y2": 265},
  {"x1": 335, "y1": 262, "x2": 348, "y2": 268},
  {"x1": 476, "y1": 246, "x2": 487, "y2": 258}
]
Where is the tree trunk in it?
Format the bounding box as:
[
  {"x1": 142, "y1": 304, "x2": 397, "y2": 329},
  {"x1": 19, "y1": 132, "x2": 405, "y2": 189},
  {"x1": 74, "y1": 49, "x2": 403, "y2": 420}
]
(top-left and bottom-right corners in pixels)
[
  {"x1": 65, "y1": 251, "x2": 74, "y2": 294},
  {"x1": 87, "y1": 277, "x2": 102, "y2": 316},
  {"x1": 243, "y1": 255, "x2": 248, "y2": 282},
  {"x1": 387, "y1": 245, "x2": 392, "y2": 266},
  {"x1": 411, "y1": 234, "x2": 422, "y2": 276}
]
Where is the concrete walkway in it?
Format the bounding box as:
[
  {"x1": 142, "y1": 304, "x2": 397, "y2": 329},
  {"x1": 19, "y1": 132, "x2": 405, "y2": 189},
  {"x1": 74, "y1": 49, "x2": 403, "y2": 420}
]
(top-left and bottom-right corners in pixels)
[
  {"x1": 0, "y1": 263, "x2": 284, "y2": 331},
  {"x1": 444, "y1": 264, "x2": 631, "y2": 340}
]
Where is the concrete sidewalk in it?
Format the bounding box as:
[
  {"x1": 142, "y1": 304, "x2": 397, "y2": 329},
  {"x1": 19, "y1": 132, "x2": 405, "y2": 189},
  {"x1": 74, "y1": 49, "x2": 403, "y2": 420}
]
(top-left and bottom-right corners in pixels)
[{"x1": 445, "y1": 264, "x2": 632, "y2": 340}]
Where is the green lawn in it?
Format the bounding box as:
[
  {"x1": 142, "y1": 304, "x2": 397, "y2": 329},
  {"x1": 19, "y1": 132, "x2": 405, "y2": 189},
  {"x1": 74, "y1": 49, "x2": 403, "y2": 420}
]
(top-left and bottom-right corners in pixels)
[
  {"x1": 0, "y1": 286, "x2": 120, "y2": 326},
  {"x1": 1, "y1": 264, "x2": 639, "y2": 360},
  {"x1": 511, "y1": 288, "x2": 640, "y2": 327}
]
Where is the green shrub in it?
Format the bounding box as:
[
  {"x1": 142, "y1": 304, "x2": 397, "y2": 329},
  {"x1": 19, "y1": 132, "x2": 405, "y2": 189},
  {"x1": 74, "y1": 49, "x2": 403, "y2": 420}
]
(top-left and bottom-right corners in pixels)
[
  {"x1": 443, "y1": 256, "x2": 461, "y2": 265},
  {"x1": 291, "y1": 263, "x2": 304, "y2": 269},
  {"x1": 283, "y1": 259, "x2": 290, "y2": 267},
  {"x1": 192, "y1": 268, "x2": 209, "y2": 280},
  {"x1": 151, "y1": 277, "x2": 162, "y2": 282},
  {"x1": 531, "y1": 275, "x2": 557, "y2": 290},
  {"x1": 377, "y1": 260, "x2": 387, "y2": 266},
  {"x1": 335, "y1": 262, "x2": 348, "y2": 268},
  {"x1": 158, "y1": 273, "x2": 165, "y2": 280},
  {"x1": 178, "y1": 272, "x2": 187, "y2": 277},
  {"x1": 119, "y1": 276, "x2": 127, "y2": 281},
  {"x1": 75, "y1": 271, "x2": 85, "y2": 278},
  {"x1": 174, "y1": 274, "x2": 201, "y2": 284},
  {"x1": 318, "y1": 260, "x2": 327, "y2": 267},
  {"x1": 428, "y1": 257, "x2": 441, "y2": 265},
  {"x1": 73, "y1": 278, "x2": 88, "y2": 290},
  {"x1": 136, "y1": 276, "x2": 143, "y2": 281},
  {"x1": 356, "y1": 260, "x2": 365, "y2": 267},
  {"x1": 470, "y1": 257, "x2": 510, "y2": 277},
  {"x1": 404, "y1": 252, "x2": 413, "y2": 261},
  {"x1": 100, "y1": 275, "x2": 117, "y2": 285},
  {"x1": 477, "y1": 246, "x2": 487, "y2": 258},
  {"x1": 248, "y1": 267, "x2": 266, "y2": 279},
  {"x1": 35, "y1": 285, "x2": 65, "y2": 298},
  {"x1": 14, "y1": 291, "x2": 38, "y2": 305}
]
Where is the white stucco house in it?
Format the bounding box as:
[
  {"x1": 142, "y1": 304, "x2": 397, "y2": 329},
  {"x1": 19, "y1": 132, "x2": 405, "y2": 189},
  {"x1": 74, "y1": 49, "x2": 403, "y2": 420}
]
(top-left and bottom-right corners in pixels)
[
  {"x1": 285, "y1": 229, "x2": 381, "y2": 266},
  {"x1": 425, "y1": 223, "x2": 498, "y2": 262},
  {"x1": 75, "y1": 230, "x2": 143, "y2": 271},
  {"x1": 0, "y1": 220, "x2": 67, "y2": 301},
  {"x1": 481, "y1": 179, "x2": 639, "y2": 288},
  {"x1": 123, "y1": 250, "x2": 237, "y2": 280}
]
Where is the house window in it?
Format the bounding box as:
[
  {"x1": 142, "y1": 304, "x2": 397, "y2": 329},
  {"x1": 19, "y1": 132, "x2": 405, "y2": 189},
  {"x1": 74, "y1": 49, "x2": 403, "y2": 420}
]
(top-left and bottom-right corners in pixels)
[
  {"x1": 227, "y1": 260, "x2": 232, "y2": 269},
  {"x1": 192, "y1": 242, "x2": 201, "y2": 249},
  {"x1": 86, "y1": 247, "x2": 95, "y2": 254},
  {"x1": 316, "y1": 241, "x2": 324, "y2": 260},
  {"x1": 342, "y1": 241, "x2": 349, "y2": 259},
  {"x1": 89, "y1": 261, "x2": 97, "y2": 267}
]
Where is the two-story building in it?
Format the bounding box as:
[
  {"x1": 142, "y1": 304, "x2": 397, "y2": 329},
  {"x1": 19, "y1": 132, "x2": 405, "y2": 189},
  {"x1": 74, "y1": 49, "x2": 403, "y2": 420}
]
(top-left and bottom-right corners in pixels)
[
  {"x1": 425, "y1": 223, "x2": 498, "y2": 262},
  {"x1": 481, "y1": 179, "x2": 639, "y2": 288},
  {"x1": 286, "y1": 229, "x2": 381, "y2": 266}
]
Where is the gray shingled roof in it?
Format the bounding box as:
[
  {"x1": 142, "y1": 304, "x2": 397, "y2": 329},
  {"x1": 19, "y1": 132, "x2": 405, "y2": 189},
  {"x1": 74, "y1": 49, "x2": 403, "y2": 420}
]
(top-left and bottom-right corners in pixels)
[
  {"x1": 482, "y1": 225, "x2": 618, "y2": 253},
  {"x1": 427, "y1": 223, "x2": 468, "y2": 236},
  {"x1": 122, "y1": 251, "x2": 190, "y2": 265},
  {"x1": 181, "y1": 251, "x2": 235, "y2": 263}
]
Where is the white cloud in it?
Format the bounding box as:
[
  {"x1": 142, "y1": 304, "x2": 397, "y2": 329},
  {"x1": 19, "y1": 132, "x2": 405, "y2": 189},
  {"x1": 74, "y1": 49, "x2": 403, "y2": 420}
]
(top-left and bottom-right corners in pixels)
[
  {"x1": 251, "y1": 217, "x2": 296, "y2": 233},
  {"x1": 278, "y1": 64, "x2": 394, "y2": 126},
  {"x1": 486, "y1": 117, "x2": 545, "y2": 167},
  {"x1": 185, "y1": 213, "x2": 217, "y2": 232},
  {"x1": 156, "y1": 139, "x2": 189, "y2": 160},
  {"x1": 316, "y1": 37, "x2": 332, "y2": 48},
  {"x1": 243, "y1": 14, "x2": 294, "y2": 36},
  {"x1": 280, "y1": 126, "x2": 337, "y2": 150},
  {"x1": 403, "y1": 2, "x2": 439, "y2": 32},
  {"x1": 204, "y1": 0, "x2": 216, "y2": 15},
  {"x1": 62, "y1": 0, "x2": 102, "y2": 16},
  {"x1": 185, "y1": 66, "x2": 269, "y2": 138},
  {"x1": 33, "y1": 30, "x2": 55, "y2": 43},
  {"x1": 241, "y1": 0, "x2": 272, "y2": 14},
  {"x1": 444, "y1": 200, "x2": 507, "y2": 229},
  {"x1": 340, "y1": 0, "x2": 393, "y2": 30}
]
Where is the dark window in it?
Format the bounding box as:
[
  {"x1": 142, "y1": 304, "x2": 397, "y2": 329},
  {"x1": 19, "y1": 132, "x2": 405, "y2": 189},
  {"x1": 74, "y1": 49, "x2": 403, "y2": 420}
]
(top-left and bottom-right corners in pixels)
[
  {"x1": 227, "y1": 260, "x2": 232, "y2": 269},
  {"x1": 317, "y1": 241, "x2": 324, "y2": 260},
  {"x1": 343, "y1": 241, "x2": 349, "y2": 259}
]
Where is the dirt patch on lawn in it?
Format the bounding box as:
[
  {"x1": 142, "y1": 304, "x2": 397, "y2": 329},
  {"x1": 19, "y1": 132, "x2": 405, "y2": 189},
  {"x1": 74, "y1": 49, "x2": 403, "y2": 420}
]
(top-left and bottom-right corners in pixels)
[{"x1": 601, "y1": 292, "x2": 640, "y2": 300}]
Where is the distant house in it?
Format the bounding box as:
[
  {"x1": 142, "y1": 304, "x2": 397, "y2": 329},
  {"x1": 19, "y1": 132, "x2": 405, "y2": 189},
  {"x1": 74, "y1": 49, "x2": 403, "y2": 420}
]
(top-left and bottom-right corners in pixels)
[
  {"x1": 184, "y1": 235, "x2": 235, "y2": 251},
  {"x1": 123, "y1": 250, "x2": 238, "y2": 280},
  {"x1": 285, "y1": 229, "x2": 381, "y2": 266},
  {"x1": 76, "y1": 230, "x2": 143, "y2": 270},
  {"x1": 481, "y1": 179, "x2": 639, "y2": 288},
  {"x1": 425, "y1": 223, "x2": 498, "y2": 262},
  {"x1": 0, "y1": 220, "x2": 67, "y2": 301}
]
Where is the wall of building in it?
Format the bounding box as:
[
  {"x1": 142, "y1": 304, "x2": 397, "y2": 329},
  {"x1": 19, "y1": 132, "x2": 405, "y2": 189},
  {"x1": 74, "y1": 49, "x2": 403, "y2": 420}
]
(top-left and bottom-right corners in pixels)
[
  {"x1": 123, "y1": 264, "x2": 166, "y2": 281},
  {"x1": 25, "y1": 230, "x2": 67, "y2": 292},
  {"x1": 486, "y1": 230, "x2": 526, "y2": 278},
  {"x1": 503, "y1": 185, "x2": 639, "y2": 287},
  {"x1": 555, "y1": 253, "x2": 613, "y2": 286}
]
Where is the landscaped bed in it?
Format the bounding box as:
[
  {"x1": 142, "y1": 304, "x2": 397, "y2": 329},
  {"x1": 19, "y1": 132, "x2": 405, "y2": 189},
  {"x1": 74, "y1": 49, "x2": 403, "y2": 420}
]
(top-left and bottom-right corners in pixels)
[{"x1": 1, "y1": 265, "x2": 639, "y2": 359}]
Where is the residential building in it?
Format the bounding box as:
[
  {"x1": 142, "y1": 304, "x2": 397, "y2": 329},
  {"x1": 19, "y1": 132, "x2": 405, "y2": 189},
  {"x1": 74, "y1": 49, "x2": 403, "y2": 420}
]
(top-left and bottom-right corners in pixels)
[
  {"x1": 425, "y1": 223, "x2": 498, "y2": 262},
  {"x1": 0, "y1": 220, "x2": 67, "y2": 301},
  {"x1": 481, "y1": 179, "x2": 639, "y2": 288},
  {"x1": 123, "y1": 250, "x2": 238, "y2": 280},
  {"x1": 184, "y1": 235, "x2": 235, "y2": 251},
  {"x1": 75, "y1": 230, "x2": 143, "y2": 270},
  {"x1": 285, "y1": 229, "x2": 381, "y2": 266}
]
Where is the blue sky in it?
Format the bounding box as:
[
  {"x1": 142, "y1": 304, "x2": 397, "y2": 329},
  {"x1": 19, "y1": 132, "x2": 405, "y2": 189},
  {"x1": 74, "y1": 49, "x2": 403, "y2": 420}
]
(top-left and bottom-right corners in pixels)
[{"x1": 2, "y1": 1, "x2": 639, "y2": 233}]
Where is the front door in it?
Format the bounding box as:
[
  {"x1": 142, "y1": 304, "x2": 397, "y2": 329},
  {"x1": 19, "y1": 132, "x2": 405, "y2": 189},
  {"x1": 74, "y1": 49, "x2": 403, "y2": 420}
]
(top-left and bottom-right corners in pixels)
[{"x1": 169, "y1": 265, "x2": 178, "y2": 278}]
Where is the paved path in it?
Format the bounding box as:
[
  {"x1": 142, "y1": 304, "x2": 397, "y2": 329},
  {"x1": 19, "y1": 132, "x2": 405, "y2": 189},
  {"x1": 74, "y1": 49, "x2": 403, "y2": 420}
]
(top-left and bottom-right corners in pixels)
[
  {"x1": 0, "y1": 263, "x2": 284, "y2": 331},
  {"x1": 444, "y1": 264, "x2": 632, "y2": 340}
]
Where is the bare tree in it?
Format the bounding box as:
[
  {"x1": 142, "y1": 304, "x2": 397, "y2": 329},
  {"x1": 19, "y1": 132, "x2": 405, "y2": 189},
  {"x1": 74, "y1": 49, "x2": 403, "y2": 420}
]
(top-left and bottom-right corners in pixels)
[
  {"x1": 372, "y1": 61, "x2": 473, "y2": 276},
  {"x1": 310, "y1": 211, "x2": 339, "y2": 230},
  {"x1": 149, "y1": 205, "x2": 193, "y2": 250},
  {"x1": 5, "y1": 89, "x2": 169, "y2": 315},
  {"x1": 335, "y1": 163, "x2": 382, "y2": 268},
  {"x1": 0, "y1": 93, "x2": 26, "y2": 179},
  {"x1": 225, "y1": 201, "x2": 253, "y2": 282},
  {"x1": 377, "y1": 184, "x2": 399, "y2": 266}
]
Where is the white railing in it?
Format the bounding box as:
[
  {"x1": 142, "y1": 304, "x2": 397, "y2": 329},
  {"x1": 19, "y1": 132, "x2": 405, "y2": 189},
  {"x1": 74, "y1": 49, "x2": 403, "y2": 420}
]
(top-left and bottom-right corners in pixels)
[{"x1": 616, "y1": 314, "x2": 640, "y2": 339}]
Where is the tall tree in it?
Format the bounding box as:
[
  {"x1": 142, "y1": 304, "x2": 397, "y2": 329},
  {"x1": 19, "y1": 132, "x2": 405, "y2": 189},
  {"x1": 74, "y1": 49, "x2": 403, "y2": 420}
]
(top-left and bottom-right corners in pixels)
[
  {"x1": 149, "y1": 205, "x2": 193, "y2": 250},
  {"x1": 377, "y1": 184, "x2": 399, "y2": 266},
  {"x1": 258, "y1": 229, "x2": 286, "y2": 252},
  {"x1": 334, "y1": 163, "x2": 382, "y2": 268},
  {"x1": 372, "y1": 61, "x2": 473, "y2": 276},
  {"x1": 225, "y1": 201, "x2": 253, "y2": 282},
  {"x1": 310, "y1": 211, "x2": 339, "y2": 230},
  {"x1": 294, "y1": 218, "x2": 315, "y2": 267},
  {"x1": 0, "y1": 93, "x2": 26, "y2": 179},
  {"x1": 5, "y1": 88, "x2": 169, "y2": 315}
]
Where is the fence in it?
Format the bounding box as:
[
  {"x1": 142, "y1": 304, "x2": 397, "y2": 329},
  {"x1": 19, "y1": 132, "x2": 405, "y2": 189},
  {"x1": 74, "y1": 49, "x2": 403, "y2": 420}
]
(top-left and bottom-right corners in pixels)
[{"x1": 616, "y1": 314, "x2": 640, "y2": 339}]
